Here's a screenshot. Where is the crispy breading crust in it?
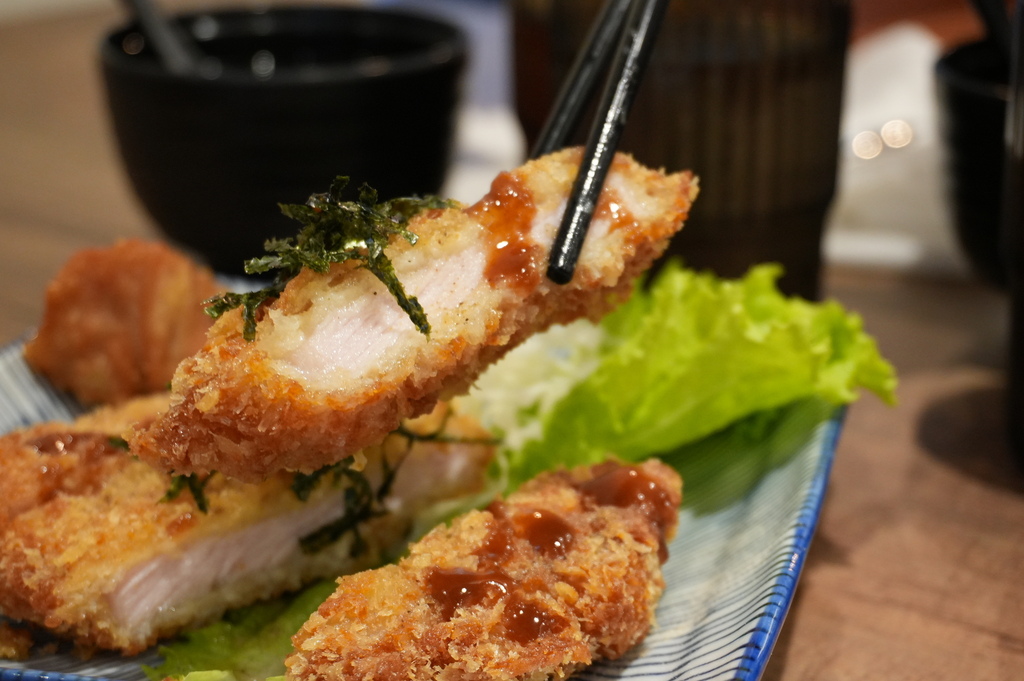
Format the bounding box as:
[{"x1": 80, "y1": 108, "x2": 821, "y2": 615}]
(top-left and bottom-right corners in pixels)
[
  {"x1": 22, "y1": 239, "x2": 222, "y2": 405},
  {"x1": 287, "y1": 459, "x2": 682, "y2": 681},
  {"x1": 130, "y1": 149, "x2": 697, "y2": 482},
  {"x1": 0, "y1": 399, "x2": 493, "y2": 655},
  {"x1": 0, "y1": 622, "x2": 33, "y2": 661}
]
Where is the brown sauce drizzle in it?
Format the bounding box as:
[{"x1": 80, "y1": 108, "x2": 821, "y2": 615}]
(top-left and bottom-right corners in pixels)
[
  {"x1": 425, "y1": 567, "x2": 512, "y2": 621},
  {"x1": 466, "y1": 172, "x2": 541, "y2": 292},
  {"x1": 594, "y1": 188, "x2": 640, "y2": 234},
  {"x1": 27, "y1": 432, "x2": 120, "y2": 458},
  {"x1": 477, "y1": 502, "x2": 516, "y2": 562},
  {"x1": 578, "y1": 464, "x2": 677, "y2": 563},
  {"x1": 430, "y1": 502, "x2": 577, "y2": 630},
  {"x1": 502, "y1": 594, "x2": 567, "y2": 644},
  {"x1": 23, "y1": 431, "x2": 126, "y2": 502},
  {"x1": 428, "y1": 463, "x2": 673, "y2": 630},
  {"x1": 514, "y1": 509, "x2": 575, "y2": 558}
]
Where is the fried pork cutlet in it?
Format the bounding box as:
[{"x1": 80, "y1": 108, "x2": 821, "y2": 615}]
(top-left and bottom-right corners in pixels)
[
  {"x1": 23, "y1": 239, "x2": 222, "y2": 405},
  {"x1": 0, "y1": 397, "x2": 493, "y2": 655},
  {"x1": 130, "y1": 149, "x2": 698, "y2": 483},
  {"x1": 288, "y1": 459, "x2": 682, "y2": 681}
]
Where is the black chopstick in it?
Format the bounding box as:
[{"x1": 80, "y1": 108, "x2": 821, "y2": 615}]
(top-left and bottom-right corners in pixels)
[
  {"x1": 545, "y1": 0, "x2": 670, "y2": 285},
  {"x1": 530, "y1": 0, "x2": 634, "y2": 159}
]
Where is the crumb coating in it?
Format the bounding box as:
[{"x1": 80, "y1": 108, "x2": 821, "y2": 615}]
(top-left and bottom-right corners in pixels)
[
  {"x1": 131, "y1": 149, "x2": 697, "y2": 483},
  {"x1": 0, "y1": 398, "x2": 493, "y2": 655},
  {"x1": 287, "y1": 459, "x2": 682, "y2": 681}
]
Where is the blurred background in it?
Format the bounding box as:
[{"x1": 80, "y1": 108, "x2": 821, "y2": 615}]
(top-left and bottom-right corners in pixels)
[{"x1": 0, "y1": 0, "x2": 1003, "y2": 333}]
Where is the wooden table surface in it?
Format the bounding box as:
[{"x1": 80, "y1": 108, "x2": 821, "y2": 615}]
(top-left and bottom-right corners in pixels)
[{"x1": 1, "y1": 3, "x2": 1023, "y2": 680}]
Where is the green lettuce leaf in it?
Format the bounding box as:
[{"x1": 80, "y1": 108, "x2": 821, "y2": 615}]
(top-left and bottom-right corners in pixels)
[
  {"x1": 660, "y1": 396, "x2": 837, "y2": 515},
  {"x1": 167, "y1": 672, "x2": 239, "y2": 681},
  {"x1": 503, "y1": 262, "x2": 895, "y2": 488},
  {"x1": 143, "y1": 580, "x2": 337, "y2": 681}
]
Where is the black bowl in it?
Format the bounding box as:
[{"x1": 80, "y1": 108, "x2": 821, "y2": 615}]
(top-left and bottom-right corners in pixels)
[
  {"x1": 935, "y1": 39, "x2": 1009, "y2": 288},
  {"x1": 101, "y1": 6, "x2": 466, "y2": 273}
]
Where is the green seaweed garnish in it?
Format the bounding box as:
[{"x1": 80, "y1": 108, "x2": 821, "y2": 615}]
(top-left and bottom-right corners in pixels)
[
  {"x1": 293, "y1": 409, "x2": 497, "y2": 556},
  {"x1": 205, "y1": 177, "x2": 454, "y2": 341},
  {"x1": 163, "y1": 473, "x2": 215, "y2": 513},
  {"x1": 294, "y1": 458, "x2": 397, "y2": 556}
]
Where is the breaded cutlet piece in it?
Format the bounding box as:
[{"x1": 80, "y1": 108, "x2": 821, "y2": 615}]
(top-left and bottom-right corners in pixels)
[
  {"x1": 23, "y1": 239, "x2": 222, "y2": 405},
  {"x1": 130, "y1": 149, "x2": 698, "y2": 483},
  {"x1": 287, "y1": 459, "x2": 682, "y2": 681},
  {"x1": 0, "y1": 398, "x2": 493, "y2": 655}
]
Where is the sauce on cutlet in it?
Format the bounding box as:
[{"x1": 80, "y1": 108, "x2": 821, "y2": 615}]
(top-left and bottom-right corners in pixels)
[
  {"x1": 425, "y1": 567, "x2": 512, "y2": 620},
  {"x1": 503, "y1": 593, "x2": 567, "y2": 644},
  {"x1": 25, "y1": 431, "x2": 125, "y2": 501},
  {"x1": 579, "y1": 463, "x2": 678, "y2": 563},
  {"x1": 467, "y1": 172, "x2": 541, "y2": 292},
  {"x1": 515, "y1": 509, "x2": 575, "y2": 558},
  {"x1": 425, "y1": 462, "x2": 677, "y2": 627},
  {"x1": 28, "y1": 432, "x2": 120, "y2": 457},
  {"x1": 594, "y1": 189, "x2": 640, "y2": 234}
]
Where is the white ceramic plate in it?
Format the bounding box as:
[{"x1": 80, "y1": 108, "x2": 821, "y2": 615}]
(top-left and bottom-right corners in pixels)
[{"x1": 0, "y1": 338, "x2": 842, "y2": 681}]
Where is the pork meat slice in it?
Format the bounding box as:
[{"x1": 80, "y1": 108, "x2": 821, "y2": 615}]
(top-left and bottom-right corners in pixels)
[
  {"x1": 0, "y1": 398, "x2": 493, "y2": 655},
  {"x1": 130, "y1": 148, "x2": 698, "y2": 482}
]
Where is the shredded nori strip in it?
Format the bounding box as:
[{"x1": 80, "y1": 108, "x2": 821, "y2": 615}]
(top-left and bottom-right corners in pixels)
[
  {"x1": 295, "y1": 458, "x2": 399, "y2": 556},
  {"x1": 163, "y1": 473, "x2": 215, "y2": 513},
  {"x1": 205, "y1": 177, "x2": 454, "y2": 341},
  {"x1": 295, "y1": 409, "x2": 496, "y2": 556}
]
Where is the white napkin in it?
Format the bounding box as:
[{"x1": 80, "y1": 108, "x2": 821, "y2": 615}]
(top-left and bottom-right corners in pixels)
[{"x1": 824, "y1": 23, "x2": 972, "y2": 275}]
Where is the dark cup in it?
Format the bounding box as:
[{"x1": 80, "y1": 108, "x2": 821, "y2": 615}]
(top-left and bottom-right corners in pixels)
[
  {"x1": 513, "y1": 0, "x2": 849, "y2": 299},
  {"x1": 935, "y1": 39, "x2": 1010, "y2": 288},
  {"x1": 1004, "y1": 0, "x2": 1024, "y2": 465},
  {"x1": 100, "y1": 6, "x2": 466, "y2": 274}
]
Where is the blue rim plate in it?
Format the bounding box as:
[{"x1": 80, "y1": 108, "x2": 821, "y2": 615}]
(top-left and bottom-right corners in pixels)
[{"x1": 0, "y1": 338, "x2": 842, "y2": 681}]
